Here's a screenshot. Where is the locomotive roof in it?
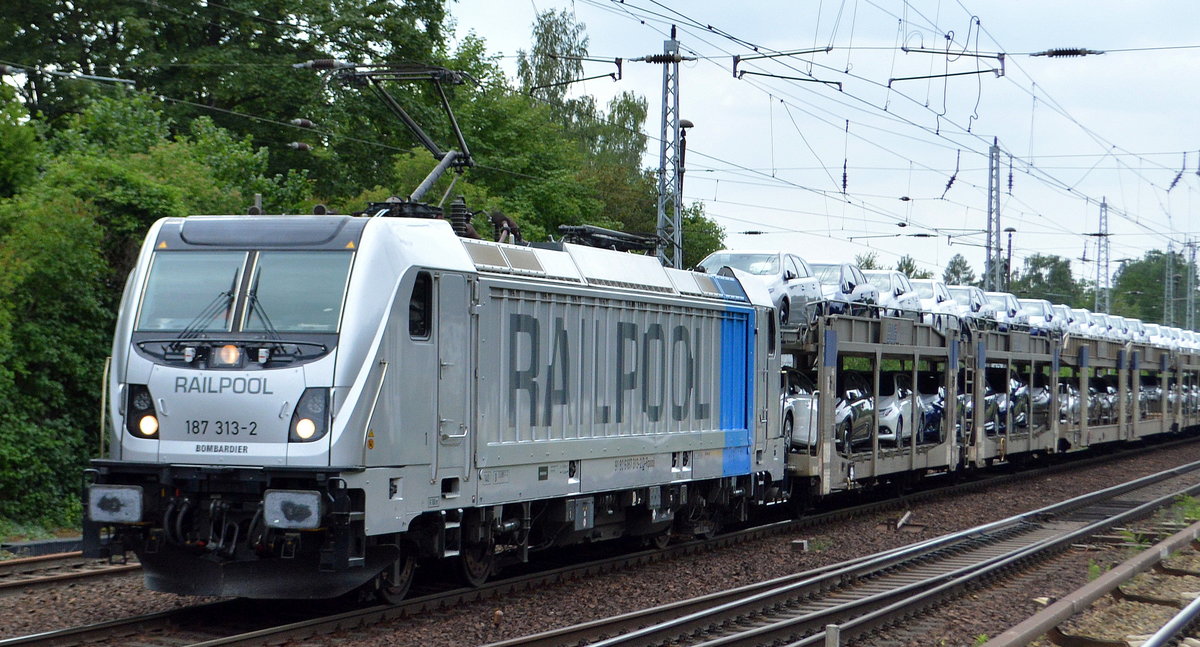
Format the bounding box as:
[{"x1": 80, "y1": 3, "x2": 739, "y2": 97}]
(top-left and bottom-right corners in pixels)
[{"x1": 151, "y1": 215, "x2": 769, "y2": 308}]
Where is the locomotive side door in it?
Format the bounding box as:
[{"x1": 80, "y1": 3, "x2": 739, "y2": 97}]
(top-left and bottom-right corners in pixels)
[{"x1": 435, "y1": 272, "x2": 473, "y2": 484}]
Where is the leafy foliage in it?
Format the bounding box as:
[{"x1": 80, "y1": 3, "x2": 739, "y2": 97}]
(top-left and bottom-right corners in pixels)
[
  {"x1": 854, "y1": 251, "x2": 881, "y2": 270},
  {"x1": 1009, "y1": 254, "x2": 1085, "y2": 307},
  {"x1": 943, "y1": 253, "x2": 977, "y2": 286},
  {"x1": 0, "y1": 86, "x2": 41, "y2": 199},
  {"x1": 896, "y1": 254, "x2": 933, "y2": 279}
]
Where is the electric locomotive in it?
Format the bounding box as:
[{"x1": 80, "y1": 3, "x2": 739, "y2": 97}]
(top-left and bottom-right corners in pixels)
[{"x1": 84, "y1": 208, "x2": 788, "y2": 599}]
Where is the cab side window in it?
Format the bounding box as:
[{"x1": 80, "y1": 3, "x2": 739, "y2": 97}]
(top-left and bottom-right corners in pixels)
[{"x1": 409, "y1": 271, "x2": 432, "y2": 339}]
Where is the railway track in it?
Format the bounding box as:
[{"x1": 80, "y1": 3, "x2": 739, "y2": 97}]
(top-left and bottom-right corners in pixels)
[
  {"x1": 485, "y1": 458, "x2": 1200, "y2": 647},
  {"x1": 0, "y1": 552, "x2": 139, "y2": 597},
  {"x1": 987, "y1": 517, "x2": 1200, "y2": 647},
  {"x1": 2, "y1": 438, "x2": 1194, "y2": 647}
]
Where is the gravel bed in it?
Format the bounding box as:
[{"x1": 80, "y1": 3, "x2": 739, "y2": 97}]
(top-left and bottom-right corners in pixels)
[
  {"x1": 1166, "y1": 550, "x2": 1200, "y2": 573},
  {"x1": 1059, "y1": 597, "x2": 1179, "y2": 643},
  {"x1": 3, "y1": 444, "x2": 1200, "y2": 645},
  {"x1": 856, "y1": 545, "x2": 1131, "y2": 647},
  {"x1": 1121, "y1": 571, "x2": 1200, "y2": 603}
]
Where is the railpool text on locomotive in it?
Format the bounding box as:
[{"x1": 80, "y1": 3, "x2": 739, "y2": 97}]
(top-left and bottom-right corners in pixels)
[
  {"x1": 507, "y1": 313, "x2": 714, "y2": 427},
  {"x1": 173, "y1": 376, "x2": 274, "y2": 394}
]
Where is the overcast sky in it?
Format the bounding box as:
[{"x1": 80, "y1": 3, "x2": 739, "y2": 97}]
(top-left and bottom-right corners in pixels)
[{"x1": 448, "y1": 1, "x2": 1200, "y2": 286}]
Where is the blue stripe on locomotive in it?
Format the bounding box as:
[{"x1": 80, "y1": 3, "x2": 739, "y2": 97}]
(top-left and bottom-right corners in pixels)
[{"x1": 719, "y1": 306, "x2": 754, "y2": 476}]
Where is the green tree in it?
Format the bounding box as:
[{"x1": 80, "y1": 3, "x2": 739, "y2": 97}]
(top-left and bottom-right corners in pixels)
[
  {"x1": 943, "y1": 253, "x2": 977, "y2": 286},
  {"x1": 0, "y1": 0, "x2": 447, "y2": 195},
  {"x1": 0, "y1": 93, "x2": 316, "y2": 526},
  {"x1": 517, "y1": 9, "x2": 587, "y2": 112},
  {"x1": 0, "y1": 191, "x2": 109, "y2": 524},
  {"x1": 896, "y1": 254, "x2": 933, "y2": 279},
  {"x1": 1110, "y1": 249, "x2": 1194, "y2": 324},
  {"x1": 1009, "y1": 253, "x2": 1084, "y2": 306},
  {"x1": 855, "y1": 251, "x2": 881, "y2": 270},
  {"x1": 681, "y1": 202, "x2": 725, "y2": 269},
  {"x1": 0, "y1": 85, "x2": 40, "y2": 199}
]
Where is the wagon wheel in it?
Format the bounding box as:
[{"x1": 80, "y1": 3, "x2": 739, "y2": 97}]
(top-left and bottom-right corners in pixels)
[
  {"x1": 458, "y1": 537, "x2": 495, "y2": 588},
  {"x1": 376, "y1": 551, "x2": 417, "y2": 604}
]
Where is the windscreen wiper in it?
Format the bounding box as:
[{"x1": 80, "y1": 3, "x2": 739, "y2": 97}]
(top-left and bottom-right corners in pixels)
[
  {"x1": 246, "y1": 291, "x2": 286, "y2": 348},
  {"x1": 170, "y1": 290, "x2": 234, "y2": 350}
]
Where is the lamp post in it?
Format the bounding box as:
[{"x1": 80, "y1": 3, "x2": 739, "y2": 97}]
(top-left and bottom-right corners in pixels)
[
  {"x1": 678, "y1": 119, "x2": 693, "y2": 201},
  {"x1": 1004, "y1": 227, "x2": 1016, "y2": 290}
]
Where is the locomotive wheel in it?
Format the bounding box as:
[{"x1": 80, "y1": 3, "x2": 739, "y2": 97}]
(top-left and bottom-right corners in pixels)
[
  {"x1": 377, "y1": 552, "x2": 417, "y2": 604},
  {"x1": 651, "y1": 528, "x2": 672, "y2": 549},
  {"x1": 696, "y1": 515, "x2": 722, "y2": 540},
  {"x1": 458, "y1": 539, "x2": 495, "y2": 588}
]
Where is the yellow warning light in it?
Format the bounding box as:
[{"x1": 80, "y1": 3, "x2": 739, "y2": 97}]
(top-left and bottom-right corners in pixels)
[
  {"x1": 345, "y1": 241, "x2": 356, "y2": 249},
  {"x1": 157, "y1": 241, "x2": 168, "y2": 249}
]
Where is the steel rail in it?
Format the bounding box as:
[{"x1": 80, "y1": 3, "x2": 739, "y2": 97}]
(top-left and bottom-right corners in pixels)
[
  {"x1": 0, "y1": 552, "x2": 140, "y2": 596},
  {"x1": 3, "y1": 438, "x2": 1195, "y2": 647},
  {"x1": 496, "y1": 457, "x2": 1200, "y2": 647},
  {"x1": 792, "y1": 479, "x2": 1200, "y2": 646},
  {"x1": 989, "y1": 520, "x2": 1200, "y2": 647}
]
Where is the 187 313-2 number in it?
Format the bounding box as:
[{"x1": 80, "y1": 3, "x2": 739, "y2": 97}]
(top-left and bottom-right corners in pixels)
[{"x1": 185, "y1": 420, "x2": 258, "y2": 435}]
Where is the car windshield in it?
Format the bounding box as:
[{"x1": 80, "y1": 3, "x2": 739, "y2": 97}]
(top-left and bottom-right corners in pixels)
[
  {"x1": 986, "y1": 295, "x2": 1008, "y2": 307},
  {"x1": 1019, "y1": 302, "x2": 1045, "y2": 315},
  {"x1": 947, "y1": 288, "x2": 971, "y2": 306},
  {"x1": 811, "y1": 264, "x2": 841, "y2": 285},
  {"x1": 784, "y1": 370, "x2": 816, "y2": 395},
  {"x1": 911, "y1": 282, "x2": 934, "y2": 299},
  {"x1": 699, "y1": 253, "x2": 778, "y2": 276},
  {"x1": 137, "y1": 251, "x2": 246, "y2": 332},
  {"x1": 243, "y1": 252, "x2": 354, "y2": 333},
  {"x1": 864, "y1": 273, "x2": 892, "y2": 291}
]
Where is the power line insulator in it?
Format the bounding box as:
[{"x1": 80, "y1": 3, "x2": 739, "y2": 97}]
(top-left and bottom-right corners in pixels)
[
  {"x1": 1030, "y1": 48, "x2": 1104, "y2": 58},
  {"x1": 293, "y1": 59, "x2": 354, "y2": 70},
  {"x1": 288, "y1": 142, "x2": 313, "y2": 151},
  {"x1": 290, "y1": 118, "x2": 317, "y2": 128}
]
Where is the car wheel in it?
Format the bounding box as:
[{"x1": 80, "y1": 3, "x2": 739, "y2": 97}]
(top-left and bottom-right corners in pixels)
[
  {"x1": 896, "y1": 417, "x2": 904, "y2": 447},
  {"x1": 783, "y1": 414, "x2": 795, "y2": 450},
  {"x1": 780, "y1": 297, "x2": 791, "y2": 325}
]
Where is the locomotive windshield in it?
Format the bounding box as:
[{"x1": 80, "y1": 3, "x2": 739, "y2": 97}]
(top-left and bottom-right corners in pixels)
[
  {"x1": 244, "y1": 252, "x2": 353, "y2": 333},
  {"x1": 135, "y1": 250, "x2": 352, "y2": 334},
  {"x1": 137, "y1": 252, "x2": 246, "y2": 331}
]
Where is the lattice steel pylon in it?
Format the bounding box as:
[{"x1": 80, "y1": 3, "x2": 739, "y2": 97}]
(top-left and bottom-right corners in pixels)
[
  {"x1": 985, "y1": 140, "x2": 1003, "y2": 291},
  {"x1": 1094, "y1": 199, "x2": 1110, "y2": 313},
  {"x1": 652, "y1": 29, "x2": 683, "y2": 268}
]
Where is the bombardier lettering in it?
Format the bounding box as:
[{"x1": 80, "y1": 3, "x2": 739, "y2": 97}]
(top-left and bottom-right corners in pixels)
[
  {"x1": 174, "y1": 376, "x2": 274, "y2": 394},
  {"x1": 507, "y1": 313, "x2": 716, "y2": 428}
]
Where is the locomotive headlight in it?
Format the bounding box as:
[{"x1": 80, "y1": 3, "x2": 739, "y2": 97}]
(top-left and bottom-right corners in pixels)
[
  {"x1": 290, "y1": 388, "x2": 330, "y2": 442},
  {"x1": 294, "y1": 418, "x2": 316, "y2": 440},
  {"x1": 212, "y1": 344, "x2": 242, "y2": 367},
  {"x1": 138, "y1": 415, "x2": 159, "y2": 437},
  {"x1": 125, "y1": 384, "x2": 159, "y2": 439}
]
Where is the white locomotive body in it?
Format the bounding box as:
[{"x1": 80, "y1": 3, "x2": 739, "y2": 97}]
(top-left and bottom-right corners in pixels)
[{"x1": 84, "y1": 214, "x2": 785, "y2": 598}]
